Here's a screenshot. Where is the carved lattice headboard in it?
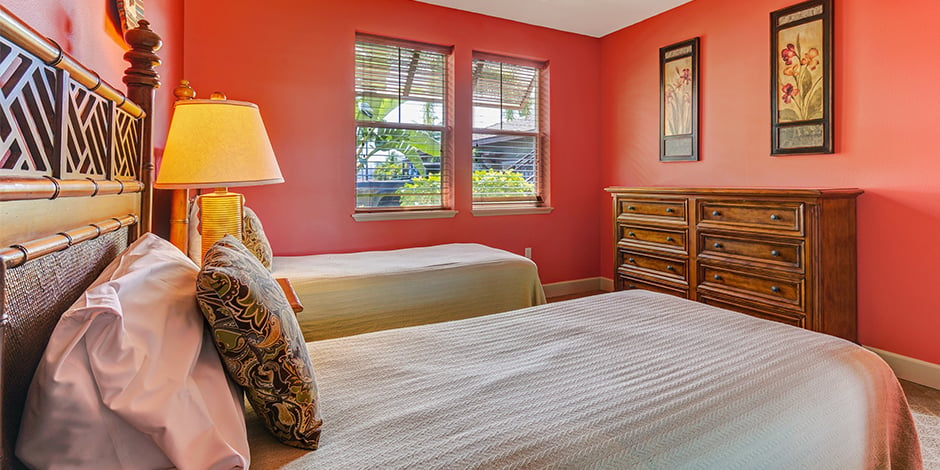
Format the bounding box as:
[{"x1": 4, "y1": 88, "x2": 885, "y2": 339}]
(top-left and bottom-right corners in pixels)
[{"x1": 0, "y1": 6, "x2": 161, "y2": 468}]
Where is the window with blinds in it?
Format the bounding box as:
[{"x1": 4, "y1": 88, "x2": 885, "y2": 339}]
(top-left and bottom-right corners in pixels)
[
  {"x1": 355, "y1": 34, "x2": 451, "y2": 211},
  {"x1": 471, "y1": 54, "x2": 547, "y2": 204}
]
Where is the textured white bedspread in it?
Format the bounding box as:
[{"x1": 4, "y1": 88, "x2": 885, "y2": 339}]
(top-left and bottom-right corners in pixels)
[
  {"x1": 246, "y1": 290, "x2": 922, "y2": 469},
  {"x1": 271, "y1": 243, "x2": 546, "y2": 341}
]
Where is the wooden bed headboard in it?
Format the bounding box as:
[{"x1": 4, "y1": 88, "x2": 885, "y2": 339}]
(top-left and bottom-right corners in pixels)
[{"x1": 0, "y1": 6, "x2": 161, "y2": 468}]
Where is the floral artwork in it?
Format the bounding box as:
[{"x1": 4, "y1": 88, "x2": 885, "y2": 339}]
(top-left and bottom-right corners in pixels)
[
  {"x1": 777, "y1": 20, "x2": 824, "y2": 122},
  {"x1": 664, "y1": 56, "x2": 694, "y2": 136},
  {"x1": 659, "y1": 38, "x2": 699, "y2": 162},
  {"x1": 771, "y1": 0, "x2": 832, "y2": 155}
]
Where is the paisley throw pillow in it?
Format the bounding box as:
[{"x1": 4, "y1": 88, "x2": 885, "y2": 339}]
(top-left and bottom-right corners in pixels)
[
  {"x1": 196, "y1": 235, "x2": 322, "y2": 449},
  {"x1": 242, "y1": 207, "x2": 273, "y2": 270}
]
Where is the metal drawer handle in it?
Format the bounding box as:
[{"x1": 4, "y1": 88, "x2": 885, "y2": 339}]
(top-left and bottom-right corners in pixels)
[
  {"x1": 771, "y1": 286, "x2": 781, "y2": 293},
  {"x1": 666, "y1": 265, "x2": 675, "y2": 271},
  {"x1": 666, "y1": 236, "x2": 675, "y2": 242},
  {"x1": 628, "y1": 258, "x2": 636, "y2": 263},
  {"x1": 666, "y1": 208, "x2": 675, "y2": 213},
  {"x1": 627, "y1": 231, "x2": 636, "y2": 237},
  {"x1": 771, "y1": 250, "x2": 781, "y2": 257},
  {"x1": 713, "y1": 242, "x2": 723, "y2": 249},
  {"x1": 770, "y1": 214, "x2": 780, "y2": 221},
  {"x1": 712, "y1": 210, "x2": 721, "y2": 217},
  {"x1": 713, "y1": 274, "x2": 722, "y2": 281},
  {"x1": 627, "y1": 284, "x2": 636, "y2": 289},
  {"x1": 627, "y1": 205, "x2": 636, "y2": 211}
]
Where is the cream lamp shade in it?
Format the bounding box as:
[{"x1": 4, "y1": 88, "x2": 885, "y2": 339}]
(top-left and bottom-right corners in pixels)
[
  {"x1": 155, "y1": 96, "x2": 283, "y2": 260},
  {"x1": 155, "y1": 98, "x2": 283, "y2": 188}
]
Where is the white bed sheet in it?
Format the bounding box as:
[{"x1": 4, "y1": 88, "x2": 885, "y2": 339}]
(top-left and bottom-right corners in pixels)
[
  {"x1": 272, "y1": 243, "x2": 546, "y2": 341},
  {"x1": 246, "y1": 290, "x2": 922, "y2": 469}
]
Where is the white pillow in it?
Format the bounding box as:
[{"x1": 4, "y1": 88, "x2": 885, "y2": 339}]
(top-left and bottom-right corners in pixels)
[
  {"x1": 16, "y1": 233, "x2": 250, "y2": 469},
  {"x1": 189, "y1": 199, "x2": 202, "y2": 264}
]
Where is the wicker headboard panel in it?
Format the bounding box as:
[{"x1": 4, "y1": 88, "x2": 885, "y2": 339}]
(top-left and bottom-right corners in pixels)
[
  {"x1": 0, "y1": 6, "x2": 161, "y2": 468},
  {"x1": 0, "y1": 229, "x2": 128, "y2": 468}
]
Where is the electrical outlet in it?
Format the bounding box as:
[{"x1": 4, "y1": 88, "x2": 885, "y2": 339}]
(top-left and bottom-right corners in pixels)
[{"x1": 524, "y1": 247, "x2": 532, "y2": 259}]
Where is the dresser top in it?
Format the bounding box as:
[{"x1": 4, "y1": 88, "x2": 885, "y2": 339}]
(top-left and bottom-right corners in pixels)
[{"x1": 604, "y1": 187, "x2": 864, "y2": 198}]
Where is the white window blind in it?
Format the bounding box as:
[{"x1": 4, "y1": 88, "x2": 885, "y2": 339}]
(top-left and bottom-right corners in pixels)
[
  {"x1": 471, "y1": 54, "x2": 546, "y2": 204},
  {"x1": 355, "y1": 34, "x2": 450, "y2": 210}
]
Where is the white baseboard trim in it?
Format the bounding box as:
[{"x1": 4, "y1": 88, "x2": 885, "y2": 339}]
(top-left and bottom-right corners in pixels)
[
  {"x1": 864, "y1": 346, "x2": 940, "y2": 390},
  {"x1": 542, "y1": 277, "x2": 613, "y2": 298}
]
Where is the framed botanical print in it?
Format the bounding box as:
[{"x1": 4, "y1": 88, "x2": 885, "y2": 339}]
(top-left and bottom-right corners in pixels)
[
  {"x1": 771, "y1": 0, "x2": 833, "y2": 155},
  {"x1": 116, "y1": 0, "x2": 145, "y2": 34},
  {"x1": 660, "y1": 38, "x2": 700, "y2": 162}
]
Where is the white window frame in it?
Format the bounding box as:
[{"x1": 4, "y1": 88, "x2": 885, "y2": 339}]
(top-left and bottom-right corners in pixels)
[
  {"x1": 470, "y1": 52, "x2": 549, "y2": 209},
  {"x1": 354, "y1": 33, "x2": 453, "y2": 215}
]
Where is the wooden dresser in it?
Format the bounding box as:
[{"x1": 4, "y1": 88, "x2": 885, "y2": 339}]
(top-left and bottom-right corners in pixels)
[{"x1": 605, "y1": 187, "x2": 863, "y2": 341}]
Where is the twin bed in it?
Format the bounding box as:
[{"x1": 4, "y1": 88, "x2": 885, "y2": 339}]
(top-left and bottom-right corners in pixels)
[
  {"x1": 271, "y1": 243, "x2": 546, "y2": 341},
  {"x1": 186, "y1": 206, "x2": 547, "y2": 341},
  {"x1": 0, "y1": 8, "x2": 923, "y2": 469}
]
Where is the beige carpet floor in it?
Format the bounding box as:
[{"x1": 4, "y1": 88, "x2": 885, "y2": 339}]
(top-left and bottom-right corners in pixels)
[{"x1": 901, "y1": 380, "x2": 940, "y2": 469}]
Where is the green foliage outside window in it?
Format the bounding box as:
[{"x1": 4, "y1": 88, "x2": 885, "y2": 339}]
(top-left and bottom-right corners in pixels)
[
  {"x1": 397, "y1": 169, "x2": 534, "y2": 206},
  {"x1": 396, "y1": 174, "x2": 442, "y2": 206},
  {"x1": 356, "y1": 97, "x2": 442, "y2": 180}
]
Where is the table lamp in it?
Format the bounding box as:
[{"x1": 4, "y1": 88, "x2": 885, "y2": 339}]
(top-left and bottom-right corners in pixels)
[{"x1": 155, "y1": 92, "x2": 283, "y2": 260}]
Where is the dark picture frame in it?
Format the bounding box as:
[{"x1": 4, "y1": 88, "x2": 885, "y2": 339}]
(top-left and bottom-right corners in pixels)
[
  {"x1": 116, "y1": 0, "x2": 145, "y2": 34},
  {"x1": 659, "y1": 38, "x2": 700, "y2": 162},
  {"x1": 771, "y1": 0, "x2": 833, "y2": 155}
]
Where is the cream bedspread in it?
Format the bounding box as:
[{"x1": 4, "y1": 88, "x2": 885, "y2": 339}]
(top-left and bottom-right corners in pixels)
[
  {"x1": 271, "y1": 243, "x2": 546, "y2": 341},
  {"x1": 246, "y1": 290, "x2": 921, "y2": 469}
]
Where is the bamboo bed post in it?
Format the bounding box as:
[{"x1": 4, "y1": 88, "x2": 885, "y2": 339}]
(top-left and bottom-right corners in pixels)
[{"x1": 122, "y1": 20, "x2": 162, "y2": 239}]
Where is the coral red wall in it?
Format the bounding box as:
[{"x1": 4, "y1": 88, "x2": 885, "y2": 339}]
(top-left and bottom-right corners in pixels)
[
  {"x1": 23, "y1": 0, "x2": 935, "y2": 364},
  {"x1": 600, "y1": 0, "x2": 940, "y2": 364},
  {"x1": 6, "y1": 0, "x2": 186, "y2": 236},
  {"x1": 180, "y1": 0, "x2": 602, "y2": 284}
]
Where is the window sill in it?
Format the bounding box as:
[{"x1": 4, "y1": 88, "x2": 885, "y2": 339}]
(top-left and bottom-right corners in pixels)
[
  {"x1": 352, "y1": 210, "x2": 458, "y2": 222},
  {"x1": 471, "y1": 206, "x2": 554, "y2": 217}
]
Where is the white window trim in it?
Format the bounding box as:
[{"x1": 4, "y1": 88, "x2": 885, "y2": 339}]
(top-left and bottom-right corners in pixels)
[
  {"x1": 352, "y1": 210, "x2": 458, "y2": 222},
  {"x1": 471, "y1": 206, "x2": 554, "y2": 217}
]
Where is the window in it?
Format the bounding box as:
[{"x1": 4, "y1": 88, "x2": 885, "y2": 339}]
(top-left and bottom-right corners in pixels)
[
  {"x1": 471, "y1": 53, "x2": 547, "y2": 205},
  {"x1": 354, "y1": 34, "x2": 451, "y2": 211}
]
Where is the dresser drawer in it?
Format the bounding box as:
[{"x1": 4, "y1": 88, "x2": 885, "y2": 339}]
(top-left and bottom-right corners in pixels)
[
  {"x1": 619, "y1": 275, "x2": 688, "y2": 298},
  {"x1": 618, "y1": 250, "x2": 687, "y2": 282},
  {"x1": 618, "y1": 224, "x2": 688, "y2": 253},
  {"x1": 697, "y1": 200, "x2": 803, "y2": 234},
  {"x1": 698, "y1": 265, "x2": 803, "y2": 310},
  {"x1": 699, "y1": 294, "x2": 805, "y2": 328},
  {"x1": 698, "y1": 233, "x2": 803, "y2": 271},
  {"x1": 617, "y1": 197, "x2": 687, "y2": 223}
]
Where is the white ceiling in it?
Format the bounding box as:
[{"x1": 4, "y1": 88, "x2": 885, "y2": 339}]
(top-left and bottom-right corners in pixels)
[{"x1": 414, "y1": 0, "x2": 694, "y2": 38}]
